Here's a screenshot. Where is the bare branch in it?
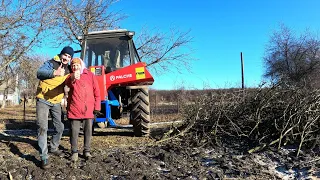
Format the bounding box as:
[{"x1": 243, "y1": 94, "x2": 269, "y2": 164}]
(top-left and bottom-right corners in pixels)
[
  {"x1": 0, "y1": 0, "x2": 55, "y2": 71},
  {"x1": 136, "y1": 27, "x2": 195, "y2": 75},
  {"x1": 53, "y1": 0, "x2": 127, "y2": 47}
]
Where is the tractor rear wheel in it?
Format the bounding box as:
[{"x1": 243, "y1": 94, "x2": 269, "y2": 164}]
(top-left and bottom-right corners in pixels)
[{"x1": 130, "y1": 87, "x2": 150, "y2": 137}]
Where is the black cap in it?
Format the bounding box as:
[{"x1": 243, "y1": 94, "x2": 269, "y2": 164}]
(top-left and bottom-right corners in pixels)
[{"x1": 60, "y1": 46, "x2": 74, "y2": 58}]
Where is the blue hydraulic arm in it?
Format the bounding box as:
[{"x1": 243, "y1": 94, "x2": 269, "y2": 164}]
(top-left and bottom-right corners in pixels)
[{"x1": 95, "y1": 90, "x2": 120, "y2": 127}]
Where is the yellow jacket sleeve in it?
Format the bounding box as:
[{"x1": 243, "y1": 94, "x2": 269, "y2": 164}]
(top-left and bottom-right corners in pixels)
[{"x1": 36, "y1": 75, "x2": 69, "y2": 104}]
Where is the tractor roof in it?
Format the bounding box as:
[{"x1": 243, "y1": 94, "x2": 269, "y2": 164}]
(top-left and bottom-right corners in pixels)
[
  {"x1": 88, "y1": 29, "x2": 128, "y2": 35},
  {"x1": 78, "y1": 29, "x2": 135, "y2": 40}
]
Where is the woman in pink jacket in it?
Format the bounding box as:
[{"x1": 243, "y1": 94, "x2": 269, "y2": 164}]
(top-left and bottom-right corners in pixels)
[{"x1": 65, "y1": 57, "x2": 101, "y2": 162}]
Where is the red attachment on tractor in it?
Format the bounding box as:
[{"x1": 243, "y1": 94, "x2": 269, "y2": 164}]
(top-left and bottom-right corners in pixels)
[{"x1": 89, "y1": 62, "x2": 154, "y2": 100}]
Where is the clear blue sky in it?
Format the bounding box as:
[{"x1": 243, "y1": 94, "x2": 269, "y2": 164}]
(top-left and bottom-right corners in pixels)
[
  {"x1": 41, "y1": 0, "x2": 320, "y2": 90},
  {"x1": 114, "y1": 0, "x2": 320, "y2": 90}
]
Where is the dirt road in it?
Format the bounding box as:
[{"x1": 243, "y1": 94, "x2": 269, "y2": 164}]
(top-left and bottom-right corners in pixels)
[{"x1": 0, "y1": 121, "x2": 319, "y2": 179}]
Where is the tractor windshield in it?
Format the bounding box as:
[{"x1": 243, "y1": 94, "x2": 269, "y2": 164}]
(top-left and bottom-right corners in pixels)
[{"x1": 83, "y1": 35, "x2": 139, "y2": 71}]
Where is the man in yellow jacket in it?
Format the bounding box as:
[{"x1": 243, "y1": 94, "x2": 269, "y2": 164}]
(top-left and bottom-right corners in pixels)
[{"x1": 36, "y1": 46, "x2": 74, "y2": 169}]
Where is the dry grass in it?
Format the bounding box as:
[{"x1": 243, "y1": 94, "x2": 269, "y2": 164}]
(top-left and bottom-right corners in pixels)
[
  {"x1": 116, "y1": 113, "x2": 182, "y2": 125},
  {"x1": 0, "y1": 104, "x2": 182, "y2": 127},
  {"x1": 0, "y1": 105, "x2": 36, "y2": 121}
]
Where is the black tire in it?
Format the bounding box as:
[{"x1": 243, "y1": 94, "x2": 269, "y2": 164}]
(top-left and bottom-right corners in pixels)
[{"x1": 130, "y1": 87, "x2": 150, "y2": 137}]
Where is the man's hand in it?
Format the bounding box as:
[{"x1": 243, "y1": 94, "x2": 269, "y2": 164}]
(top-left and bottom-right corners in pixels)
[{"x1": 54, "y1": 64, "x2": 65, "y2": 76}]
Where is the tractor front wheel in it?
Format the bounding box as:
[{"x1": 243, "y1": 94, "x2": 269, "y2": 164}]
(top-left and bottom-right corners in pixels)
[{"x1": 130, "y1": 87, "x2": 150, "y2": 137}]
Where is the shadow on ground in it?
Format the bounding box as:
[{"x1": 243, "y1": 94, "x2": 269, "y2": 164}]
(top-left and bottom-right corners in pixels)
[{"x1": 0, "y1": 133, "x2": 39, "y2": 166}]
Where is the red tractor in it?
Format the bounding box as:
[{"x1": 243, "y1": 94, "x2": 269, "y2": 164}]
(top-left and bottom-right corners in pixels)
[{"x1": 79, "y1": 29, "x2": 154, "y2": 136}]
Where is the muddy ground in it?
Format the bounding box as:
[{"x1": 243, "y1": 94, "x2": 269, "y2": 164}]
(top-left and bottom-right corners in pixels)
[{"x1": 0, "y1": 119, "x2": 319, "y2": 180}]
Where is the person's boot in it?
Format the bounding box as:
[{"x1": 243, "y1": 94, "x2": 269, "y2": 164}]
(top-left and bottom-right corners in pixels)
[
  {"x1": 84, "y1": 152, "x2": 92, "y2": 160},
  {"x1": 41, "y1": 159, "x2": 50, "y2": 169},
  {"x1": 71, "y1": 153, "x2": 78, "y2": 162},
  {"x1": 50, "y1": 149, "x2": 64, "y2": 157}
]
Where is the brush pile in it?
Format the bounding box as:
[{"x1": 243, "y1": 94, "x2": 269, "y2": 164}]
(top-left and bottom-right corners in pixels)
[{"x1": 175, "y1": 85, "x2": 320, "y2": 156}]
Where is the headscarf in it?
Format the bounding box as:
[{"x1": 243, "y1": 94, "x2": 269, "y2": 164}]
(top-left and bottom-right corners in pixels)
[{"x1": 70, "y1": 57, "x2": 86, "y2": 74}]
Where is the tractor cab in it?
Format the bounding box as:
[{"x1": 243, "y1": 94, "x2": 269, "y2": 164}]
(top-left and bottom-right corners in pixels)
[{"x1": 80, "y1": 29, "x2": 140, "y2": 73}]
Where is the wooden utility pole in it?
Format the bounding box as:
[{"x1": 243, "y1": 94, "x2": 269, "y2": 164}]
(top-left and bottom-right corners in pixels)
[
  {"x1": 23, "y1": 94, "x2": 26, "y2": 121},
  {"x1": 241, "y1": 52, "x2": 244, "y2": 89}
]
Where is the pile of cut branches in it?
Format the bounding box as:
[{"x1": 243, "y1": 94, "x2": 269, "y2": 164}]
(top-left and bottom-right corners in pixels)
[{"x1": 173, "y1": 85, "x2": 320, "y2": 156}]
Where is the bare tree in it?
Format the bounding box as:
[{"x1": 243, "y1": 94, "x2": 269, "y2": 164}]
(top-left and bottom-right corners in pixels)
[
  {"x1": 263, "y1": 24, "x2": 320, "y2": 88},
  {"x1": 0, "y1": 0, "x2": 57, "y2": 73},
  {"x1": 53, "y1": 0, "x2": 126, "y2": 47},
  {"x1": 0, "y1": 54, "x2": 45, "y2": 108},
  {"x1": 0, "y1": 65, "x2": 17, "y2": 108},
  {"x1": 55, "y1": 0, "x2": 194, "y2": 74},
  {"x1": 18, "y1": 55, "x2": 47, "y2": 101}
]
